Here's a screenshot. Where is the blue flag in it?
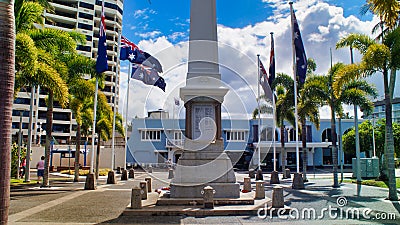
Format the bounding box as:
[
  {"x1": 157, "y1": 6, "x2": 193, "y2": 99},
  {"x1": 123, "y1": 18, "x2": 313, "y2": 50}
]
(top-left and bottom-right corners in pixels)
[
  {"x1": 95, "y1": 1, "x2": 108, "y2": 74},
  {"x1": 292, "y1": 11, "x2": 307, "y2": 84},
  {"x1": 268, "y1": 33, "x2": 275, "y2": 87},
  {"x1": 131, "y1": 64, "x2": 166, "y2": 92}
]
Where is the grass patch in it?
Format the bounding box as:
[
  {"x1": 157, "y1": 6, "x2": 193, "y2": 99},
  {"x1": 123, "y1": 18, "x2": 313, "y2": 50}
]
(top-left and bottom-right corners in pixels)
[
  {"x1": 343, "y1": 178, "x2": 400, "y2": 188},
  {"x1": 10, "y1": 179, "x2": 37, "y2": 186},
  {"x1": 60, "y1": 168, "x2": 111, "y2": 176}
]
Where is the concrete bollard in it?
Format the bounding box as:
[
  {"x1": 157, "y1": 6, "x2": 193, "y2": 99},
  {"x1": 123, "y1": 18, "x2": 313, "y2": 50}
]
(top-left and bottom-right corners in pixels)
[
  {"x1": 292, "y1": 173, "x2": 305, "y2": 189},
  {"x1": 243, "y1": 177, "x2": 252, "y2": 192},
  {"x1": 116, "y1": 167, "x2": 121, "y2": 174},
  {"x1": 139, "y1": 181, "x2": 148, "y2": 200},
  {"x1": 128, "y1": 168, "x2": 135, "y2": 179},
  {"x1": 270, "y1": 171, "x2": 280, "y2": 184},
  {"x1": 283, "y1": 168, "x2": 291, "y2": 179},
  {"x1": 202, "y1": 186, "x2": 215, "y2": 209},
  {"x1": 255, "y1": 181, "x2": 265, "y2": 199},
  {"x1": 107, "y1": 171, "x2": 116, "y2": 184},
  {"x1": 148, "y1": 166, "x2": 153, "y2": 173},
  {"x1": 248, "y1": 169, "x2": 255, "y2": 178},
  {"x1": 168, "y1": 169, "x2": 174, "y2": 179},
  {"x1": 121, "y1": 169, "x2": 128, "y2": 181},
  {"x1": 84, "y1": 173, "x2": 96, "y2": 190},
  {"x1": 145, "y1": 177, "x2": 152, "y2": 193},
  {"x1": 272, "y1": 186, "x2": 284, "y2": 208},
  {"x1": 256, "y1": 169, "x2": 264, "y2": 180},
  {"x1": 131, "y1": 187, "x2": 142, "y2": 209}
]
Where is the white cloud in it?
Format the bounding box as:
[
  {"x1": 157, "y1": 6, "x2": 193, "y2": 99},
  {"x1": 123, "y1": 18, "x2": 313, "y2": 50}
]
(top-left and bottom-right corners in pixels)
[
  {"x1": 136, "y1": 31, "x2": 162, "y2": 39},
  {"x1": 120, "y1": 0, "x2": 398, "y2": 122},
  {"x1": 133, "y1": 8, "x2": 156, "y2": 20}
]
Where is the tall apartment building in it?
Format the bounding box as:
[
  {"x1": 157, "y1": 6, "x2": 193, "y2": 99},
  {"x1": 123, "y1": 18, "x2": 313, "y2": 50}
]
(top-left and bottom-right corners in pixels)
[
  {"x1": 12, "y1": 0, "x2": 124, "y2": 145},
  {"x1": 370, "y1": 98, "x2": 400, "y2": 124}
]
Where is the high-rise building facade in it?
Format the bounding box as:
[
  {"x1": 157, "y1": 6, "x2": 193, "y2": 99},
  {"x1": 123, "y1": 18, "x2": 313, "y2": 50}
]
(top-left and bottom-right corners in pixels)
[{"x1": 12, "y1": 0, "x2": 124, "y2": 145}]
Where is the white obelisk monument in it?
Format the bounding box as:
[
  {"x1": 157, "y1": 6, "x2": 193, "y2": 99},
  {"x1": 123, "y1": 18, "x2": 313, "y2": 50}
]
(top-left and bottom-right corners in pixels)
[{"x1": 170, "y1": 0, "x2": 240, "y2": 198}]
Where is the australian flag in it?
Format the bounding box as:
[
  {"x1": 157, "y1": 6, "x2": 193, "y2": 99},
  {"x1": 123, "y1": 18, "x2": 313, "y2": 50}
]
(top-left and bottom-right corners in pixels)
[
  {"x1": 268, "y1": 33, "x2": 275, "y2": 87},
  {"x1": 292, "y1": 10, "x2": 307, "y2": 84},
  {"x1": 259, "y1": 59, "x2": 273, "y2": 102},
  {"x1": 131, "y1": 64, "x2": 166, "y2": 92},
  {"x1": 95, "y1": 1, "x2": 108, "y2": 74},
  {"x1": 120, "y1": 36, "x2": 163, "y2": 73}
]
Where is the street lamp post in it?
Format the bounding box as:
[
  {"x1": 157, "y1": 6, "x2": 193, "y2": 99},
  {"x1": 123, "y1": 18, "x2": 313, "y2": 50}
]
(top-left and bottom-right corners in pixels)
[
  {"x1": 17, "y1": 111, "x2": 23, "y2": 179},
  {"x1": 372, "y1": 113, "x2": 376, "y2": 157}
]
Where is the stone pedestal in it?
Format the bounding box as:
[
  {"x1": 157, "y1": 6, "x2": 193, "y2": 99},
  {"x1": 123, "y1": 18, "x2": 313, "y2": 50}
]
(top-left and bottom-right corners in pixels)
[
  {"x1": 145, "y1": 177, "x2": 152, "y2": 193},
  {"x1": 140, "y1": 182, "x2": 148, "y2": 200},
  {"x1": 284, "y1": 169, "x2": 291, "y2": 179},
  {"x1": 202, "y1": 186, "x2": 215, "y2": 209},
  {"x1": 292, "y1": 173, "x2": 305, "y2": 189},
  {"x1": 170, "y1": 140, "x2": 240, "y2": 198},
  {"x1": 255, "y1": 181, "x2": 265, "y2": 199},
  {"x1": 270, "y1": 171, "x2": 280, "y2": 184},
  {"x1": 272, "y1": 186, "x2": 284, "y2": 208},
  {"x1": 131, "y1": 187, "x2": 142, "y2": 209},
  {"x1": 84, "y1": 173, "x2": 96, "y2": 190},
  {"x1": 121, "y1": 169, "x2": 128, "y2": 181},
  {"x1": 243, "y1": 177, "x2": 251, "y2": 192},
  {"x1": 256, "y1": 169, "x2": 264, "y2": 181},
  {"x1": 107, "y1": 171, "x2": 116, "y2": 184},
  {"x1": 128, "y1": 169, "x2": 135, "y2": 179}
]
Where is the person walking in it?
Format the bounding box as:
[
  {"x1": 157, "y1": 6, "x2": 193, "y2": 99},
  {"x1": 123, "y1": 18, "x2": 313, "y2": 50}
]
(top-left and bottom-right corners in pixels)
[
  {"x1": 36, "y1": 156, "x2": 45, "y2": 184},
  {"x1": 20, "y1": 157, "x2": 26, "y2": 177}
]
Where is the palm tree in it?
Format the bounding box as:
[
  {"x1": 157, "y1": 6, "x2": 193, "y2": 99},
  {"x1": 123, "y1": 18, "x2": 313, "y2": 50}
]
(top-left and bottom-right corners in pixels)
[
  {"x1": 0, "y1": 1, "x2": 16, "y2": 223},
  {"x1": 336, "y1": 31, "x2": 399, "y2": 200}
]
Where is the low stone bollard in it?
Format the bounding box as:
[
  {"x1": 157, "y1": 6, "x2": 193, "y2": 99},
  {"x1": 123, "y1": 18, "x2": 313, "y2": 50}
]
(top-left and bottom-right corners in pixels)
[
  {"x1": 292, "y1": 173, "x2": 305, "y2": 189},
  {"x1": 121, "y1": 169, "x2": 128, "y2": 181},
  {"x1": 128, "y1": 168, "x2": 135, "y2": 179},
  {"x1": 148, "y1": 166, "x2": 153, "y2": 173},
  {"x1": 131, "y1": 187, "x2": 142, "y2": 209},
  {"x1": 284, "y1": 168, "x2": 291, "y2": 179},
  {"x1": 116, "y1": 167, "x2": 121, "y2": 174},
  {"x1": 202, "y1": 186, "x2": 215, "y2": 209},
  {"x1": 243, "y1": 177, "x2": 252, "y2": 192},
  {"x1": 84, "y1": 173, "x2": 96, "y2": 190},
  {"x1": 107, "y1": 171, "x2": 116, "y2": 184},
  {"x1": 256, "y1": 169, "x2": 264, "y2": 181},
  {"x1": 249, "y1": 169, "x2": 255, "y2": 178},
  {"x1": 255, "y1": 181, "x2": 265, "y2": 199},
  {"x1": 272, "y1": 186, "x2": 284, "y2": 208},
  {"x1": 270, "y1": 171, "x2": 280, "y2": 184},
  {"x1": 168, "y1": 168, "x2": 174, "y2": 179},
  {"x1": 139, "y1": 181, "x2": 148, "y2": 200},
  {"x1": 145, "y1": 177, "x2": 152, "y2": 193}
]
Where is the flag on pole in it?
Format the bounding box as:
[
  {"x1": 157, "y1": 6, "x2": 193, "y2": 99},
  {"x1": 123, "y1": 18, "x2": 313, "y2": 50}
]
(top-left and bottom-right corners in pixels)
[
  {"x1": 292, "y1": 9, "x2": 307, "y2": 84},
  {"x1": 95, "y1": 1, "x2": 108, "y2": 74},
  {"x1": 259, "y1": 59, "x2": 273, "y2": 102},
  {"x1": 268, "y1": 33, "x2": 275, "y2": 87},
  {"x1": 131, "y1": 64, "x2": 166, "y2": 91},
  {"x1": 120, "y1": 36, "x2": 163, "y2": 73}
]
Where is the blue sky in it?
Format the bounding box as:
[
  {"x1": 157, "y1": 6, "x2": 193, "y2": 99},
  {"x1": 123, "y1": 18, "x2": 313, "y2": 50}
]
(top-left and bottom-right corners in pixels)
[{"x1": 117, "y1": 0, "x2": 397, "y2": 121}]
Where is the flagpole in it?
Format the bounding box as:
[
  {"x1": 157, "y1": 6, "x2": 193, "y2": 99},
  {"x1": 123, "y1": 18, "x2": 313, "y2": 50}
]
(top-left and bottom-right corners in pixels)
[
  {"x1": 124, "y1": 63, "x2": 131, "y2": 170},
  {"x1": 257, "y1": 54, "x2": 261, "y2": 169},
  {"x1": 111, "y1": 31, "x2": 122, "y2": 170},
  {"x1": 270, "y1": 32, "x2": 277, "y2": 172},
  {"x1": 290, "y1": 2, "x2": 300, "y2": 173},
  {"x1": 91, "y1": 79, "x2": 98, "y2": 174}
]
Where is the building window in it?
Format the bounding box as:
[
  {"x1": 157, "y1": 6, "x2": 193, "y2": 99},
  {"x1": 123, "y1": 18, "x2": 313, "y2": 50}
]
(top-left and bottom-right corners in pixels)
[
  {"x1": 79, "y1": 12, "x2": 93, "y2": 20},
  {"x1": 226, "y1": 131, "x2": 246, "y2": 141},
  {"x1": 79, "y1": 2, "x2": 94, "y2": 10},
  {"x1": 141, "y1": 130, "x2": 161, "y2": 141},
  {"x1": 78, "y1": 23, "x2": 93, "y2": 31},
  {"x1": 174, "y1": 131, "x2": 182, "y2": 140}
]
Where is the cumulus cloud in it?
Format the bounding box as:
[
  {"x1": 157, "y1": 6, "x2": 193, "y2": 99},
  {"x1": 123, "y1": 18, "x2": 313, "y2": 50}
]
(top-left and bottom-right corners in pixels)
[{"x1": 120, "y1": 0, "x2": 398, "y2": 121}]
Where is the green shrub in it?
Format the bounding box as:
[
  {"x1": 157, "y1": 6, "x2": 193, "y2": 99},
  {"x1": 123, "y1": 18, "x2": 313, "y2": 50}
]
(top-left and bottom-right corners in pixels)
[{"x1": 60, "y1": 168, "x2": 111, "y2": 176}]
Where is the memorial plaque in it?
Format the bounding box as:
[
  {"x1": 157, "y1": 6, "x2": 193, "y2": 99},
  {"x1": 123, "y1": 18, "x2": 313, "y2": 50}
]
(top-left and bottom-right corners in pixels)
[{"x1": 192, "y1": 104, "x2": 215, "y2": 140}]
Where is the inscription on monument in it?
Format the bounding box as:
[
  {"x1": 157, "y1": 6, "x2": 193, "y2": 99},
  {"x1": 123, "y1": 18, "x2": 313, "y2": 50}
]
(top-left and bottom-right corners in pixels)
[{"x1": 192, "y1": 104, "x2": 215, "y2": 140}]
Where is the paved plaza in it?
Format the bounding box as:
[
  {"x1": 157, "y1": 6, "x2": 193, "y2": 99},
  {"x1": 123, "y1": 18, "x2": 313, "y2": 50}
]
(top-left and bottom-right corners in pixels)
[{"x1": 8, "y1": 170, "x2": 400, "y2": 225}]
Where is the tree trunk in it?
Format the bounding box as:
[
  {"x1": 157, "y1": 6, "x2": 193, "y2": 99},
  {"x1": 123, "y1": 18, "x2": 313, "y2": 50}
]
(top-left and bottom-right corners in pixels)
[
  {"x1": 383, "y1": 69, "x2": 398, "y2": 200},
  {"x1": 389, "y1": 69, "x2": 396, "y2": 100},
  {"x1": 43, "y1": 91, "x2": 54, "y2": 187},
  {"x1": 0, "y1": 1, "x2": 15, "y2": 224},
  {"x1": 280, "y1": 124, "x2": 286, "y2": 177},
  {"x1": 74, "y1": 124, "x2": 81, "y2": 182},
  {"x1": 301, "y1": 119, "x2": 308, "y2": 182},
  {"x1": 95, "y1": 133, "x2": 101, "y2": 179}
]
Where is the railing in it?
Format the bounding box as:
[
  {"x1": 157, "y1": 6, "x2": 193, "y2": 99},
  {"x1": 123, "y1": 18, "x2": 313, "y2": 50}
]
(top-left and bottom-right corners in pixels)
[{"x1": 166, "y1": 139, "x2": 184, "y2": 148}]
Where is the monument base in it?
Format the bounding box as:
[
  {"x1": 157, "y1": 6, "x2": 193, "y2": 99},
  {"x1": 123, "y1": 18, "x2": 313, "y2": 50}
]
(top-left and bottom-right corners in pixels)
[{"x1": 170, "y1": 140, "x2": 240, "y2": 198}]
